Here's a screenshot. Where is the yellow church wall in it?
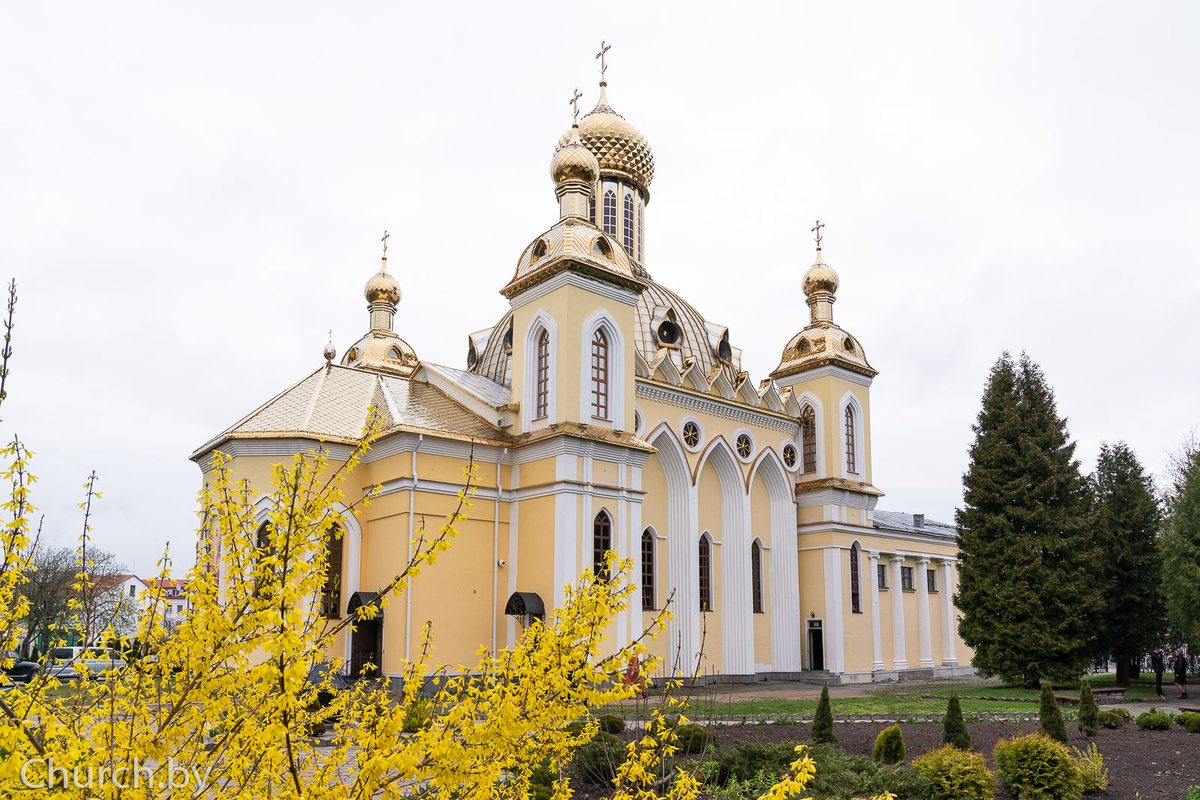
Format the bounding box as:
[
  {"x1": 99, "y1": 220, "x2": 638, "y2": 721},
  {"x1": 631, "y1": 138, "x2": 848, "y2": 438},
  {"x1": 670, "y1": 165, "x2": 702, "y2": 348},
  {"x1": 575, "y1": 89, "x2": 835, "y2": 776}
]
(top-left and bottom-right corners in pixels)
[
  {"x1": 750, "y1": 474, "x2": 773, "y2": 666},
  {"x1": 797, "y1": 548, "x2": 825, "y2": 666},
  {"x1": 592, "y1": 458, "x2": 618, "y2": 486},
  {"x1": 640, "y1": 452, "x2": 670, "y2": 663},
  {"x1": 517, "y1": 457, "x2": 557, "y2": 489},
  {"x1": 514, "y1": 494, "x2": 556, "y2": 609},
  {"x1": 696, "y1": 462, "x2": 724, "y2": 672}
]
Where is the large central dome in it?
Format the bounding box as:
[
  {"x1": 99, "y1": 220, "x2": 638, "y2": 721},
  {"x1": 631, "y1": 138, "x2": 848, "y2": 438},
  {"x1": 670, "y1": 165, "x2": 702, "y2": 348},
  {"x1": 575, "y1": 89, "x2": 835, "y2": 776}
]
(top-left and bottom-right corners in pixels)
[{"x1": 555, "y1": 82, "x2": 655, "y2": 197}]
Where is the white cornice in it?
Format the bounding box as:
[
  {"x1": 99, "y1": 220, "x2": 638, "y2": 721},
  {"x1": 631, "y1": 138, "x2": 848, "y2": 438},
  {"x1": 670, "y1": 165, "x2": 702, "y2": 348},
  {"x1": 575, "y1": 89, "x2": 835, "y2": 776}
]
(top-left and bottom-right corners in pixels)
[
  {"x1": 776, "y1": 364, "x2": 875, "y2": 388},
  {"x1": 635, "y1": 381, "x2": 799, "y2": 435},
  {"x1": 508, "y1": 269, "x2": 641, "y2": 308}
]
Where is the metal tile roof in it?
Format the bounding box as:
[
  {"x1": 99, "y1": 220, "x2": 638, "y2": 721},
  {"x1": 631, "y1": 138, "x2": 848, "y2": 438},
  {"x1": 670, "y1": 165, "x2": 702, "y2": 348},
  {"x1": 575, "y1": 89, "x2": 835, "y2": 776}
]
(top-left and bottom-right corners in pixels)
[{"x1": 873, "y1": 510, "x2": 958, "y2": 539}]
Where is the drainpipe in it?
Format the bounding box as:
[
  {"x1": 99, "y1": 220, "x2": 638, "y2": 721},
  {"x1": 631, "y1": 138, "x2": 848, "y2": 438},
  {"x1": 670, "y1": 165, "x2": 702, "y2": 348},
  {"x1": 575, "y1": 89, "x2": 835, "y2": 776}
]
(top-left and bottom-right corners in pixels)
[
  {"x1": 405, "y1": 434, "x2": 423, "y2": 660},
  {"x1": 492, "y1": 447, "x2": 508, "y2": 653}
]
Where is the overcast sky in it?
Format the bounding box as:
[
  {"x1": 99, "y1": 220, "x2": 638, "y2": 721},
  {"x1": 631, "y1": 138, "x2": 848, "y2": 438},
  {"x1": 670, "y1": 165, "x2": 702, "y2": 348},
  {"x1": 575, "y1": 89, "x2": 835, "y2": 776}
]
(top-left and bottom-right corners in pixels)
[{"x1": 2, "y1": 2, "x2": 1197, "y2": 576}]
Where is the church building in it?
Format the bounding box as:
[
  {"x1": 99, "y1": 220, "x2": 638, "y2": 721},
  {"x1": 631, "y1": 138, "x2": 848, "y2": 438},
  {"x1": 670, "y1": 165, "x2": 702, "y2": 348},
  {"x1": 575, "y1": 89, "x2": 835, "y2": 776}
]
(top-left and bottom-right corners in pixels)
[{"x1": 193, "y1": 52, "x2": 972, "y2": 685}]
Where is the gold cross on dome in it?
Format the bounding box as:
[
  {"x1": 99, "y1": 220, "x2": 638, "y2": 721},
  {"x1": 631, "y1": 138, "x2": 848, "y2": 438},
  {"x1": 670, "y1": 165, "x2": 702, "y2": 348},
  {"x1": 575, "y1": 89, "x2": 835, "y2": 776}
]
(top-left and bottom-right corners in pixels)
[
  {"x1": 596, "y1": 40, "x2": 611, "y2": 78},
  {"x1": 811, "y1": 219, "x2": 825, "y2": 249},
  {"x1": 569, "y1": 88, "x2": 583, "y2": 123},
  {"x1": 381, "y1": 229, "x2": 389, "y2": 258}
]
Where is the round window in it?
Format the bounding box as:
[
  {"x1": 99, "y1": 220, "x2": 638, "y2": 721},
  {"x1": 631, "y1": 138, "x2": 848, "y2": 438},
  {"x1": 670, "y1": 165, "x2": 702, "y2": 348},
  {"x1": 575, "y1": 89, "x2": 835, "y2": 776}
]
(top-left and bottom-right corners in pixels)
[
  {"x1": 843, "y1": 337, "x2": 855, "y2": 353},
  {"x1": 682, "y1": 421, "x2": 701, "y2": 449},
  {"x1": 736, "y1": 434, "x2": 753, "y2": 460},
  {"x1": 783, "y1": 444, "x2": 798, "y2": 469},
  {"x1": 656, "y1": 320, "x2": 680, "y2": 346},
  {"x1": 718, "y1": 336, "x2": 733, "y2": 363},
  {"x1": 799, "y1": 339, "x2": 812, "y2": 353}
]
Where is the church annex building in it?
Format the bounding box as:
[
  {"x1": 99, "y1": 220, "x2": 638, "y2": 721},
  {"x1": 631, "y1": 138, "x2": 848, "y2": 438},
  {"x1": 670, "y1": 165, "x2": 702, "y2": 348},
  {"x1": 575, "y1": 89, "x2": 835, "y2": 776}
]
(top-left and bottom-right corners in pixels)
[{"x1": 192, "y1": 57, "x2": 972, "y2": 685}]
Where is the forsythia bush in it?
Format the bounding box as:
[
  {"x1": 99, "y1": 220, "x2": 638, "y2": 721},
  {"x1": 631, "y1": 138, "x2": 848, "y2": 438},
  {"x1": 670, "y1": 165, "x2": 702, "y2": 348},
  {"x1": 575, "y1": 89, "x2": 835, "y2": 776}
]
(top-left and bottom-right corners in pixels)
[{"x1": 912, "y1": 745, "x2": 995, "y2": 800}]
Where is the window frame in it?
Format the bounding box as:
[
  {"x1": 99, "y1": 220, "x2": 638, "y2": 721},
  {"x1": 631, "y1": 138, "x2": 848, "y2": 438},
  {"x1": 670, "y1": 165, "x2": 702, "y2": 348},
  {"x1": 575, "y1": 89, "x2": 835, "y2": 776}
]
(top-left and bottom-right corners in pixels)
[
  {"x1": 901, "y1": 565, "x2": 915, "y2": 592},
  {"x1": 751, "y1": 539, "x2": 764, "y2": 614},
  {"x1": 849, "y1": 542, "x2": 862, "y2": 614},
  {"x1": 593, "y1": 511, "x2": 613, "y2": 581},
  {"x1": 926, "y1": 568, "x2": 937, "y2": 593},
  {"x1": 877, "y1": 562, "x2": 888, "y2": 590},
  {"x1": 534, "y1": 329, "x2": 550, "y2": 419},
  {"x1": 640, "y1": 529, "x2": 655, "y2": 610},
  {"x1": 801, "y1": 405, "x2": 817, "y2": 474},
  {"x1": 698, "y1": 533, "x2": 713, "y2": 612},
  {"x1": 602, "y1": 188, "x2": 617, "y2": 235},
  {"x1": 844, "y1": 404, "x2": 858, "y2": 475},
  {"x1": 322, "y1": 525, "x2": 344, "y2": 619},
  {"x1": 622, "y1": 192, "x2": 635, "y2": 256},
  {"x1": 590, "y1": 328, "x2": 610, "y2": 420}
]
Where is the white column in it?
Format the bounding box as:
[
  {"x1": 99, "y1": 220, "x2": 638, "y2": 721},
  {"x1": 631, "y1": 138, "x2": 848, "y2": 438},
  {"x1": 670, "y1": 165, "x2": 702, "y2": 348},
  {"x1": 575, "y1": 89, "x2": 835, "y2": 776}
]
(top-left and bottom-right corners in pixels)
[
  {"x1": 940, "y1": 559, "x2": 958, "y2": 666},
  {"x1": 890, "y1": 556, "x2": 907, "y2": 670},
  {"x1": 916, "y1": 558, "x2": 934, "y2": 668},
  {"x1": 868, "y1": 551, "x2": 883, "y2": 672},
  {"x1": 822, "y1": 547, "x2": 845, "y2": 675}
]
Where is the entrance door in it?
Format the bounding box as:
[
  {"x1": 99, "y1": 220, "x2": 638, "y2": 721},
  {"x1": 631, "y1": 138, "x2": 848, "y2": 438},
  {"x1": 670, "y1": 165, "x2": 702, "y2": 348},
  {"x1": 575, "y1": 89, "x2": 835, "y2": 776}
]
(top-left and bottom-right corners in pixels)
[
  {"x1": 807, "y1": 620, "x2": 824, "y2": 671},
  {"x1": 350, "y1": 619, "x2": 381, "y2": 678}
]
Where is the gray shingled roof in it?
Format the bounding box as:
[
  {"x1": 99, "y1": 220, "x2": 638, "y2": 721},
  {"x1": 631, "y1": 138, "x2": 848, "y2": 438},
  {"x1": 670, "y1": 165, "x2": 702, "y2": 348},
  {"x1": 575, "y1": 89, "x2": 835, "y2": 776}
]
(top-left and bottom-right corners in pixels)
[{"x1": 873, "y1": 510, "x2": 957, "y2": 539}]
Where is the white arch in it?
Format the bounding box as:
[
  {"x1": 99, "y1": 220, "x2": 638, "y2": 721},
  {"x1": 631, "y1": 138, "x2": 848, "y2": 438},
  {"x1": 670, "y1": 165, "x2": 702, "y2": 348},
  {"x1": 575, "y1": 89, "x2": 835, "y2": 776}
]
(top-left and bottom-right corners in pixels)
[
  {"x1": 747, "y1": 452, "x2": 802, "y2": 672},
  {"x1": 521, "y1": 309, "x2": 558, "y2": 433},
  {"x1": 646, "y1": 424, "x2": 696, "y2": 674},
  {"x1": 579, "y1": 310, "x2": 627, "y2": 429},
  {"x1": 793, "y1": 390, "x2": 826, "y2": 478},
  {"x1": 838, "y1": 391, "x2": 866, "y2": 480}
]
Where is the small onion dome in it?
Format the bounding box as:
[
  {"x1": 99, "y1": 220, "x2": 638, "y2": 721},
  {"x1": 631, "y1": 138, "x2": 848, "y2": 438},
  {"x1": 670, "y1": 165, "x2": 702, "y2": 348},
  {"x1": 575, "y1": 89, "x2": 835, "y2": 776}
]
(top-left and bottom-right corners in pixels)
[
  {"x1": 802, "y1": 251, "x2": 840, "y2": 296},
  {"x1": 364, "y1": 265, "x2": 400, "y2": 305},
  {"x1": 551, "y1": 124, "x2": 599, "y2": 185},
  {"x1": 556, "y1": 83, "x2": 655, "y2": 196},
  {"x1": 323, "y1": 342, "x2": 337, "y2": 362}
]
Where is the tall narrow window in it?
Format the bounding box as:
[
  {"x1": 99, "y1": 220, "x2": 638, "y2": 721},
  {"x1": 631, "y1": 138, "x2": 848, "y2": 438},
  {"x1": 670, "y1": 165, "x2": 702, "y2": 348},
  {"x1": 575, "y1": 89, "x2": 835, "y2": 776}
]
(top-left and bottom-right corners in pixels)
[
  {"x1": 641, "y1": 529, "x2": 655, "y2": 610},
  {"x1": 623, "y1": 193, "x2": 635, "y2": 256},
  {"x1": 751, "y1": 540, "x2": 764, "y2": 614},
  {"x1": 849, "y1": 542, "x2": 862, "y2": 614},
  {"x1": 801, "y1": 405, "x2": 817, "y2": 473},
  {"x1": 534, "y1": 329, "x2": 550, "y2": 419},
  {"x1": 637, "y1": 200, "x2": 644, "y2": 262},
  {"x1": 589, "y1": 193, "x2": 596, "y2": 225},
  {"x1": 844, "y1": 405, "x2": 858, "y2": 474},
  {"x1": 698, "y1": 534, "x2": 713, "y2": 611},
  {"x1": 323, "y1": 525, "x2": 343, "y2": 618},
  {"x1": 602, "y1": 189, "x2": 617, "y2": 235},
  {"x1": 254, "y1": 523, "x2": 272, "y2": 598},
  {"x1": 590, "y1": 328, "x2": 609, "y2": 419},
  {"x1": 593, "y1": 511, "x2": 612, "y2": 581}
]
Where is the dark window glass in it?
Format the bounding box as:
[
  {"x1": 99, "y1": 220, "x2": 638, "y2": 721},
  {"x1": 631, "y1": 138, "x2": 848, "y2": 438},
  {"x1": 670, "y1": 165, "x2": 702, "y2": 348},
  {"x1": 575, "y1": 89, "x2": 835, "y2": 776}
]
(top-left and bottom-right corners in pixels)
[
  {"x1": 641, "y1": 529, "x2": 655, "y2": 610},
  {"x1": 751, "y1": 541, "x2": 764, "y2": 614},
  {"x1": 593, "y1": 511, "x2": 612, "y2": 581},
  {"x1": 801, "y1": 406, "x2": 817, "y2": 473},
  {"x1": 927, "y1": 568, "x2": 937, "y2": 593},
  {"x1": 535, "y1": 330, "x2": 550, "y2": 419},
  {"x1": 736, "y1": 434, "x2": 752, "y2": 459},
  {"x1": 590, "y1": 329, "x2": 609, "y2": 419},
  {"x1": 901, "y1": 566, "x2": 914, "y2": 591},
  {"x1": 850, "y1": 543, "x2": 862, "y2": 614},
  {"x1": 623, "y1": 193, "x2": 635, "y2": 256},
  {"x1": 682, "y1": 421, "x2": 700, "y2": 449},
  {"x1": 845, "y1": 406, "x2": 858, "y2": 474},
  {"x1": 699, "y1": 534, "x2": 713, "y2": 611},
  {"x1": 322, "y1": 525, "x2": 343, "y2": 618},
  {"x1": 637, "y1": 199, "x2": 644, "y2": 261},
  {"x1": 877, "y1": 563, "x2": 888, "y2": 590},
  {"x1": 782, "y1": 444, "x2": 797, "y2": 469}
]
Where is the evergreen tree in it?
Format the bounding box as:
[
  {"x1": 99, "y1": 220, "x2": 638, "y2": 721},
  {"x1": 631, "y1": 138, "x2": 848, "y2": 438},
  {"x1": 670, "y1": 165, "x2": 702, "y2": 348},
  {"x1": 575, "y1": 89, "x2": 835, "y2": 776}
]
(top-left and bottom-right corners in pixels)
[
  {"x1": 1039, "y1": 681, "x2": 1068, "y2": 743},
  {"x1": 1161, "y1": 444, "x2": 1200, "y2": 646},
  {"x1": 812, "y1": 682, "x2": 836, "y2": 745},
  {"x1": 942, "y1": 693, "x2": 972, "y2": 750},
  {"x1": 955, "y1": 353, "x2": 1100, "y2": 686},
  {"x1": 1089, "y1": 442, "x2": 1164, "y2": 684},
  {"x1": 1077, "y1": 680, "x2": 1099, "y2": 737}
]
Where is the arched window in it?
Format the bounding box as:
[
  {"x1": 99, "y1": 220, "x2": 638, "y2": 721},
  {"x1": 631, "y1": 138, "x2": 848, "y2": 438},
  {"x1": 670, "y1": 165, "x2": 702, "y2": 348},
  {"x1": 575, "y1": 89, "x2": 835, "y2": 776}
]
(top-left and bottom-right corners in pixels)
[
  {"x1": 602, "y1": 189, "x2": 617, "y2": 235},
  {"x1": 623, "y1": 193, "x2": 635, "y2": 256},
  {"x1": 801, "y1": 405, "x2": 817, "y2": 473},
  {"x1": 535, "y1": 329, "x2": 550, "y2": 419},
  {"x1": 641, "y1": 529, "x2": 655, "y2": 610},
  {"x1": 254, "y1": 522, "x2": 272, "y2": 597},
  {"x1": 589, "y1": 193, "x2": 596, "y2": 225},
  {"x1": 323, "y1": 525, "x2": 344, "y2": 618},
  {"x1": 593, "y1": 511, "x2": 612, "y2": 581},
  {"x1": 844, "y1": 405, "x2": 858, "y2": 474},
  {"x1": 637, "y1": 199, "x2": 644, "y2": 262},
  {"x1": 751, "y1": 540, "x2": 764, "y2": 614},
  {"x1": 849, "y1": 542, "x2": 862, "y2": 614},
  {"x1": 698, "y1": 533, "x2": 713, "y2": 612},
  {"x1": 590, "y1": 328, "x2": 609, "y2": 419}
]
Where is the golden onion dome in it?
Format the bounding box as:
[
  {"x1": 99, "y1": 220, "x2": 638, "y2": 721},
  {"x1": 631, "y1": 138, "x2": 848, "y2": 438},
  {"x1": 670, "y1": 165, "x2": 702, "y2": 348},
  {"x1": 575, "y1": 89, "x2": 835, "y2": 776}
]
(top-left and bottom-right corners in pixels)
[
  {"x1": 802, "y1": 251, "x2": 840, "y2": 296},
  {"x1": 556, "y1": 83, "x2": 654, "y2": 195},
  {"x1": 364, "y1": 265, "x2": 400, "y2": 305},
  {"x1": 551, "y1": 124, "x2": 600, "y2": 184}
]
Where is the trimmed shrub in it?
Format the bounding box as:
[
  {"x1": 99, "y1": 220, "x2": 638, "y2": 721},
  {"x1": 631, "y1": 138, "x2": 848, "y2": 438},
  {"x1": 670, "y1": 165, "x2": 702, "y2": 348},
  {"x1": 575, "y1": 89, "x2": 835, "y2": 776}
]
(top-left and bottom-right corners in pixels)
[
  {"x1": 402, "y1": 697, "x2": 432, "y2": 734},
  {"x1": 1186, "y1": 715, "x2": 1200, "y2": 734},
  {"x1": 942, "y1": 693, "x2": 971, "y2": 750},
  {"x1": 571, "y1": 731, "x2": 623, "y2": 785},
  {"x1": 714, "y1": 743, "x2": 797, "y2": 785},
  {"x1": 598, "y1": 714, "x2": 625, "y2": 734},
  {"x1": 1175, "y1": 710, "x2": 1198, "y2": 727},
  {"x1": 1039, "y1": 681, "x2": 1068, "y2": 743},
  {"x1": 1135, "y1": 708, "x2": 1172, "y2": 730},
  {"x1": 1077, "y1": 680, "x2": 1099, "y2": 737},
  {"x1": 1071, "y1": 742, "x2": 1108, "y2": 794},
  {"x1": 913, "y1": 745, "x2": 996, "y2": 800},
  {"x1": 675, "y1": 723, "x2": 714, "y2": 754},
  {"x1": 872, "y1": 725, "x2": 906, "y2": 765},
  {"x1": 812, "y1": 682, "x2": 836, "y2": 745},
  {"x1": 1110, "y1": 706, "x2": 1131, "y2": 721},
  {"x1": 1097, "y1": 710, "x2": 1125, "y2": 729},
  {"x1": 994, "y1": 733, "x2": 1083, "y2": 800},
  {"x1": 806, "y1": 744, "x2": 931, "y2": 800}
]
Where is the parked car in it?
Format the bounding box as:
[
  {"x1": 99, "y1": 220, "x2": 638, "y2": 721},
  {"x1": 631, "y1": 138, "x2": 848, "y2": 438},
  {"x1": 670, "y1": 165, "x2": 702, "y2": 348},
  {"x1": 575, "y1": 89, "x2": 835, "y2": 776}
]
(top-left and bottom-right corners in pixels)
[
  {"x1": 1, "y1": 650, "x2": 41, "y2": 683},
  {"x1": 45, "y1": 647, "x2": 126, "y2": 680}
]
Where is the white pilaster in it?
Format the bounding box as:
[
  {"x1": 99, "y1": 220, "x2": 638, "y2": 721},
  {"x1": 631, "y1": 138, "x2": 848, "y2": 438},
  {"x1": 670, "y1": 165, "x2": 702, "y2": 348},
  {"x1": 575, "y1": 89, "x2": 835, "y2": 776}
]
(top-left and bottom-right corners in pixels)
[
  {"x1": 940, "y1": 559, "x2": 958, "y2": 666},
  {"x1": 822, "y1": 546, "x2": 845, "y2": 674},
  {"x1": 916, "y1": 558, "x2": 934, "y2": 668},
  {"x1": 890, "y1": 555, "x2": 907, "y2": 670},
  {"x1": 868, "y1": 551, "x2": 883, "y2": 671}
]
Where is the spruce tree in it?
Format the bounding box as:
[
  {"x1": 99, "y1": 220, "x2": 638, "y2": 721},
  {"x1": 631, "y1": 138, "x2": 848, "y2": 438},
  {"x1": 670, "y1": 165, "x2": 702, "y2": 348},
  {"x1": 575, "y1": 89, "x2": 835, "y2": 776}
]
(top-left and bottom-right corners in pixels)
[
  {"x1": 1161, "y1": 445, "x2": 1200, "y2": 646},
  {"x1": 1078, "y1": 680, "x2": 1099, "y2": 737},
  {"x1": 1090, "y1": 442, "x2": 1164, "y2": 684},
  {"x1": 956, "y1": 353, "x2": 1100, "y2": 686},
  {"x1": 942, "y1": 692, "x2": 972, "y2": 750},
  {"x1": 812, "y1": 682, "x2": 836, "y2": 745},
  {"x1": 1039, "y1": 681, "x2": 1068, "y2": 743}
]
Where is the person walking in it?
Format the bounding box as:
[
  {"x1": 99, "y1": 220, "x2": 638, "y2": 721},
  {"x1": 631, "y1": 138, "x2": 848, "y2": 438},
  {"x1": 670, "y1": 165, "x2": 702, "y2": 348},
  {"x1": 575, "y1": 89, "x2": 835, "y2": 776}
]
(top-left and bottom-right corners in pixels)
[
  {"x1": 1172, "y1": 648, "x2": 1189, "y2": 700},
  {"x1": 1150, "y1": 647, "x2": 1167, "y2": 701}
]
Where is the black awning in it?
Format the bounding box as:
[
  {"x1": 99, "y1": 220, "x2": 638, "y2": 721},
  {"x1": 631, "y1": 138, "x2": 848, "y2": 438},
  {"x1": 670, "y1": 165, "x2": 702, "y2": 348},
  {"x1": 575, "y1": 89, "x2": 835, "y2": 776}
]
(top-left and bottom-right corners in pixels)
[
  {"x1": 347, "y1": 591, "x2": 383, "y2": 618},
  {"x1": 504, "y1": 591, "x2": 545, "y2": 617}
]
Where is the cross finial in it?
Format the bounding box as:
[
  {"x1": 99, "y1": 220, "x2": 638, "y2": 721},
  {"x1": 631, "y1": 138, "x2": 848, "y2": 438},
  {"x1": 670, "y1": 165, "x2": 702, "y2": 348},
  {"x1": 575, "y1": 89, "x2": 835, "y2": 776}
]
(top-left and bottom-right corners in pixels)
[
  {"x1": 811, "y1": 219, "x2": 825, "y2": 250},
  {"x1": 596, "y1": 40, "x2": 611, "y2": 79},
  {"x1": 569, "y1": 88, "x2": 583, "y2": 123},
  {"x1": 381, "y1": 229, "x2": 390, "y2": 259}
]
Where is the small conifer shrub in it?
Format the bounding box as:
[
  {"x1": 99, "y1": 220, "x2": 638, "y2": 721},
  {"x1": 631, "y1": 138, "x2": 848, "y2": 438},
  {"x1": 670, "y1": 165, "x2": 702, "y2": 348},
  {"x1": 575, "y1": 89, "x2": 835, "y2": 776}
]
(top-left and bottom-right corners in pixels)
[
  {"x1": 1071, "y1": 742, "x2": 1108, "y2": 794},
  {"x1": 913, "y1": 745, "x2": 995, "y2": 800},
  {"x1": 872, "y1": 725, "x2": 906, "y2": 764},
  {"x1": 1039, "y1": 680, "x2": 1068, "y2": 743},
  {"x1": 1097, "y1": 709, "x2": 1125, "y2": 729},
  {"x1": 598, "y1": 714, "x2": 625, "y2": 734},
  {"x1": 812, "y1": 682, "x2": 836, "y2": 745},
  {"x1": 1135, "y1": 708, "x2": 1172, "y2": 730},
  {"x1": 994, "y1": 733, "x2": 1083, "y2": 800},
  {"x1": 1078, "y1": 680, "x2": 1099, "y2": 737},
  {"x1": 942, "y1": 693, "x2": 972, "y2": 750}
]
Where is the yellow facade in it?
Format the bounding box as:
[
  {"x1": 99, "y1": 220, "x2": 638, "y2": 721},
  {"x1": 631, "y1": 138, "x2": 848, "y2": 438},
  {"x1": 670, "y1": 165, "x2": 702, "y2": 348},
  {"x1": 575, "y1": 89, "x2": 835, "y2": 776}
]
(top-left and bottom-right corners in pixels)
[{"x1": 192, "y1": 67, "x2": 972, "y2": 685}]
